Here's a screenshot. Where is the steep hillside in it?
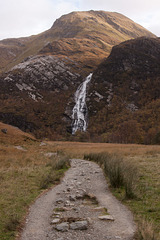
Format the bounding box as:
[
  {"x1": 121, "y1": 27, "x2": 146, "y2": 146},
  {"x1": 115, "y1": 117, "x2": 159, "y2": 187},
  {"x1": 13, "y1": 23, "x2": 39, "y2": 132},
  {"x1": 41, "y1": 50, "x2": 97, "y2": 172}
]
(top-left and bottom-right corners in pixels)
[
  {"x1": 0, "y1": 55, "x2": 80, "y2": 139},
  {"x1": 0, "y1": 11, "x2": 157, "y2": 140},
  {"x1": 0, "y1": 37, "x2": 31, "y2": 73},
  {"x1": 0, "y1": 122, "x2": 35, "y2": 145},
  {"x1": 87, "y1": 37, "x2": 160, "y2": 144},
  {"x1": 0, "y1": 11, "x2": 155, "y2": 74}
]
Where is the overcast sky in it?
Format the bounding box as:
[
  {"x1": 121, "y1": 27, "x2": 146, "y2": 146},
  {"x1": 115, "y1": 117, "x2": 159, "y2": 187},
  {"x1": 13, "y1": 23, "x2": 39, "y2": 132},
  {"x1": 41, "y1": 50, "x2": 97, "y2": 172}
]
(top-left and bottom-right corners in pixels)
[{"x1": 0, "y1": 0, "x2": 160, "y2": 40}]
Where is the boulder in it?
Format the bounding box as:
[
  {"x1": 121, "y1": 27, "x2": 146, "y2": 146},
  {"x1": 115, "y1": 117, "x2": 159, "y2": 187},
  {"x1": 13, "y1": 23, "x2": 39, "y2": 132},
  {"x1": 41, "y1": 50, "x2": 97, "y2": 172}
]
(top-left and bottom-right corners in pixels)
[{"x1": 1, "y1": 128, "x2": 7, "y2": 134}]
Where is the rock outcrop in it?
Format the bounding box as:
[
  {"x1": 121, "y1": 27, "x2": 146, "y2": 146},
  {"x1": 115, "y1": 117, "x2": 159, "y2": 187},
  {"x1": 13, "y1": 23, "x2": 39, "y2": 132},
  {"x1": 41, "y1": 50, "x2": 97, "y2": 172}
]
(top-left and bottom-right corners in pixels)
[
  {"x1": 0, "y1": 55, "x2": 81, "y2": 138},
  {"x1": 87, "y1": 37, "x2": 160, "y2": 144}
]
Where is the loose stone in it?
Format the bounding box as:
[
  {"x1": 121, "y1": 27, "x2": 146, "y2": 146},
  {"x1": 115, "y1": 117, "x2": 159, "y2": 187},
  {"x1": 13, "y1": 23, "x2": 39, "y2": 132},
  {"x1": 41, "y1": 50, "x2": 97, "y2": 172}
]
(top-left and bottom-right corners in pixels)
[
  {"x1": 56, "y1": 198, "x2": 63, "y2": 204},
  {"x1": 76, "y1": 194, "x2": 84, "y2": 199},
  {"x1": 98, "y1": 215, "x2": 114, "y2": 221},
  {"x1": 51, "y1": 218, "x2": 60, "y2": 224},
  {"x1": 69, "y1": 195, "x2": 76, "y2": 201},
  {"x1": 94, "y1": 206, "x2": 105, "y2": 210},
  {"x1": 77, "y1": 182, "x2": 82, "y2": 185}
]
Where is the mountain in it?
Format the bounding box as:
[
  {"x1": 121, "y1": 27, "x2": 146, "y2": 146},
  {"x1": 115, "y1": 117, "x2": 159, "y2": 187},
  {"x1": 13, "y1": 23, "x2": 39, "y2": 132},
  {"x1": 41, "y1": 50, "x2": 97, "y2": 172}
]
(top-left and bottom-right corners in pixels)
[
  {"x1": 0, "y1": 11, "x2": 157, "y2": 140},
  {"x1": 0, "y1": 11, "x2": 155, "y2": 75},
  {"x1": 87, "y1": 37, "x2": 160, "y2": 144}
]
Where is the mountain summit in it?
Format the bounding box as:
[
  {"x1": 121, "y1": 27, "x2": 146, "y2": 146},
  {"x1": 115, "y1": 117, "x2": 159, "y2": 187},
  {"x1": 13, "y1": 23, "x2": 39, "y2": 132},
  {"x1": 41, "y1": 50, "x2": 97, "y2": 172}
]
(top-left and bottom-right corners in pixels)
[{"x1": 0, "y1": 11, "x2": 155, "y2": 74}]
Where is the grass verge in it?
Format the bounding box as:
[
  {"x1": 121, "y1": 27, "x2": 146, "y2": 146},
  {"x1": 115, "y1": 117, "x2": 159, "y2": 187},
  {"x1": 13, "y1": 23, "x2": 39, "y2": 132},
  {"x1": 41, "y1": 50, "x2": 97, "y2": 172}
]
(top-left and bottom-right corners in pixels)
[
  {"x1": 84, "y1": 152, "x2": 137, "y2": 198},
  {"x1": 84, "y1": 151, "x2": 160, "y2": 240},
  {"x1": 0, "y1": 141, "x2": 70, "y2": 240}
]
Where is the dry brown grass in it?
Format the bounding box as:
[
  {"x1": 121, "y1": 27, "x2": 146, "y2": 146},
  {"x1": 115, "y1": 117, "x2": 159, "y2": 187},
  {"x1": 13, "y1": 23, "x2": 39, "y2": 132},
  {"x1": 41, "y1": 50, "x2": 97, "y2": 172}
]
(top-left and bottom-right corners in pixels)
[
  {"x1": 47, "y1": 141, "x2": 160, "y2": 157},
  {"x1": 0, "y1": 122, "x2": 36, "y2": 145},
  {"x1": 0, "y1": 127, "x2": 160, "y2": 240},
  {"x1": 137, "y1": 219, "x2": 159, "y2": 240}
]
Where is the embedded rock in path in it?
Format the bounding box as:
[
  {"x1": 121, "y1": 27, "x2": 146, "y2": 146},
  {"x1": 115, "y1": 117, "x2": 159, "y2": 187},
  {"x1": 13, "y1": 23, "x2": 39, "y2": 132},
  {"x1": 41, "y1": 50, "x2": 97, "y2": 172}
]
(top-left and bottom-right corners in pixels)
[
  {"x1": 70, "y1": 220, "x2": 88, "y2": 230},
  {"x1": 51, "y1": 219, "x2": 61, "y2": 224},
  {"x1": 56, "y1": 198, "x2": 64, "y2": 204},
  {"x1": 69, "y1": 195, "x2": 76, "y2": 201},
  {"x1": 55, "y1": 222, "x2": 69, "y2": 232}
]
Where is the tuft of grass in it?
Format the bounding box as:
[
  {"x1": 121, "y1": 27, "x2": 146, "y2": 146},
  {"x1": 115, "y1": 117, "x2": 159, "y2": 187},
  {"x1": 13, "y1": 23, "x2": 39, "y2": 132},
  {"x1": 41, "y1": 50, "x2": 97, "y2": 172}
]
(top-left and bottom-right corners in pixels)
[
  {"x1": 39, "y1": 154, "x2": 70, "y2": 189},
  {"x1": 122, "y1": 161, "x2": 138, "y2": 199},
  {"x1": 50, "y1": 154, "x2": 70, "y2": 171},
  {"x1": 136, "y1": 219, "x2": 159, "y2": 240},
  {"x1": 103, "y1": 154, "x2": 124, "y2": 188},
  {"x1": 4, "y1": 215, "x2": 20, "y2": 233},
  {"x1": 84, "y1": 152, "x2": 138, "y2": 198}
]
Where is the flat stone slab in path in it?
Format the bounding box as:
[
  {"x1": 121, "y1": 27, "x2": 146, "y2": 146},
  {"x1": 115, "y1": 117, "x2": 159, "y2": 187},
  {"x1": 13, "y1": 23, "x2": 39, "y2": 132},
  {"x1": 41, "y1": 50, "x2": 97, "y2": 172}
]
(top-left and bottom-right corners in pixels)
[{"x1": 19, "y1": 159, "x2": 136, "y2": 240}]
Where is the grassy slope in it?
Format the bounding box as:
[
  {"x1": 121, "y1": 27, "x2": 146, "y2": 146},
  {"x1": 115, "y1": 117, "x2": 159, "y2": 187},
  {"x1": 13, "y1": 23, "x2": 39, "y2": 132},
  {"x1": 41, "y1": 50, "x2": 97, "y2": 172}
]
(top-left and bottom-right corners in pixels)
[
  {"x1": 0, "y1": 122, "x2": 36, "y2": 145},
  {"x1": 0, "y1": 123, "x2": 69, "y2": 240}
]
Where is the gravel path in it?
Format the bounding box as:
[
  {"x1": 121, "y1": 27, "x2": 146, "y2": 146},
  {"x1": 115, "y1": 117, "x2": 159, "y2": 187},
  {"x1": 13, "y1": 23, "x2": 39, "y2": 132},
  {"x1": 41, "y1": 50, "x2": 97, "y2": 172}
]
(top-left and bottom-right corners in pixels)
[{"x1": 20, "y1": 159, "x2": 136, "y2": 240}]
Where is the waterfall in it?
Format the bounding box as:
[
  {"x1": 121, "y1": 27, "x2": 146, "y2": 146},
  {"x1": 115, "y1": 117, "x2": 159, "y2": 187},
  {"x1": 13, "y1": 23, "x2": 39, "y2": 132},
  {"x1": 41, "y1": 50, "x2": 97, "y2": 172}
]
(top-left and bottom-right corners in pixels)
[{"x1": 72, "y1": 73, "x2": 92, "y2": 135}]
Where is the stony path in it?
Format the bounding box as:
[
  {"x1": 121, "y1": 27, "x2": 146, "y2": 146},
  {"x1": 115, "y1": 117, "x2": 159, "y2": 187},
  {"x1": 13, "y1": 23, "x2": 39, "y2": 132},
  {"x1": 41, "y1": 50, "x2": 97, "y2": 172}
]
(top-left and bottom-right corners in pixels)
[{"x1": 20, "y1": 159, "x2": 136, "y2": 240}]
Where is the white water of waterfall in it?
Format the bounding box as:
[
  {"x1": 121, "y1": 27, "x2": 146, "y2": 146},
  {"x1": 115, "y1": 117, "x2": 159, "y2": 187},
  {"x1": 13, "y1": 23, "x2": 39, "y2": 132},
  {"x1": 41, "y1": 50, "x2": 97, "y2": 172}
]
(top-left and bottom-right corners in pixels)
[{"x1": 72, "y1": 73, "x2": 93, "y2": 135}]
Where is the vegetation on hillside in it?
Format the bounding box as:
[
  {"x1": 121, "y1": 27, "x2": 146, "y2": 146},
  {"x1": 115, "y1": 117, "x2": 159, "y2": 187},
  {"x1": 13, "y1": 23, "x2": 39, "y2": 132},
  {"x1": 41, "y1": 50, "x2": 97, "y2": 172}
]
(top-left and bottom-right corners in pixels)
[
  {"x1": 85, "y1": 37, "x2": 160, "y2": 144},
  {"x1": 0, "y1": 13, "x2": 158, "y2": 142}
]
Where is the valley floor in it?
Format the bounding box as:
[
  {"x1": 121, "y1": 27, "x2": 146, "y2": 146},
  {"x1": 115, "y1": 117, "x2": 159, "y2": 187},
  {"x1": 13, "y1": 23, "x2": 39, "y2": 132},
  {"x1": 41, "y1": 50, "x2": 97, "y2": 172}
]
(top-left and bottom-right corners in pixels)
[
  {"x1": 0, "y1": 136, "x2": 160, "y2": 240},
  {"x1": 20, "y1": 159, "x2": 136, "y2": 240}
]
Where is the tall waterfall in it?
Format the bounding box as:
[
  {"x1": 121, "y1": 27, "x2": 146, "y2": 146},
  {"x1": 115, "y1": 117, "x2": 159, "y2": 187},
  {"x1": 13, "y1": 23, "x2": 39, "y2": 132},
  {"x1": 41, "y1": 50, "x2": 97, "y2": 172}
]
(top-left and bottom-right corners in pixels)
[{"x1": 72, "y1": 73, "x2": 92, "y2": 134}]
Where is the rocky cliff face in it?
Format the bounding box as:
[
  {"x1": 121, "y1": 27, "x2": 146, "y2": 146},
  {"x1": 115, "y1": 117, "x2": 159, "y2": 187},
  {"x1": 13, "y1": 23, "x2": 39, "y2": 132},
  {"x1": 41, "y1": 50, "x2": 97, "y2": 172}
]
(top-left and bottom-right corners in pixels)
[
  {"x1": 87, "y1": 37, "x2": 160, "y2": 144},
  {"x1": 0, "y1": 55, "x2": 81, "y2": 138}
]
